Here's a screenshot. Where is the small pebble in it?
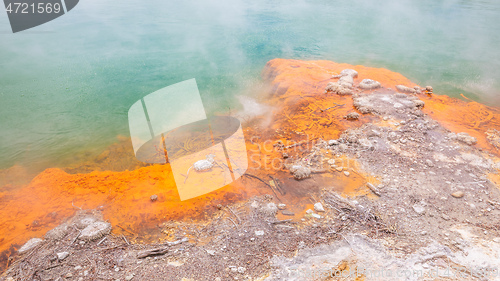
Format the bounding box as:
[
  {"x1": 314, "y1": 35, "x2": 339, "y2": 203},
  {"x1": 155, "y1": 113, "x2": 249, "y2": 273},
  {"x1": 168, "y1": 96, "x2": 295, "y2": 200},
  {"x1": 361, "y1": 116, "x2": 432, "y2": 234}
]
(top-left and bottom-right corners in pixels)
[
  {"x1": 150, "y1": 194, "x2": 158, "y2": 202},
  {"x1": 314, "y1": 203, "x2": 325, "y2": 212},
  {"x1": 57, "y1": 251, "x2": 69, "y2": 261},
  {"x1": 451, "y1": 191, "x2": 465, "y2": 198},
  {"x1": 328, "y1": 140, "x2": 339, "y2": 146},
  {"x1": 311, "y1": 213, "x2": 322, "y2": 219},
  {"x1": 344, "y1": 171, "x2": 350, "y2": 177}
]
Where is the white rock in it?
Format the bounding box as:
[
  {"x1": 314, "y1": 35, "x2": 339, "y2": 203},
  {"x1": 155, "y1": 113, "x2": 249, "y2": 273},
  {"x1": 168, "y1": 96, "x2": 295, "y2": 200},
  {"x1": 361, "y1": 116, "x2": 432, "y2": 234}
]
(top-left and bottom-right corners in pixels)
[
  {"x1": 254, "y1": 230, "x2": 264, "y2": 236},
  {"x1": 328, "y1": 140, "x2": 339, "y2": 146},
  {"x1": 250, "y1": 201, "x2": 259, "y2": 208},
  {"x1": 57, "y1": 251, "x2": 69, "y2": 260},
  {"x1": 311, "y1": 213, "x2": 322, "y2": 219},
  {"x1": 412, "y1": 204, "x2": 425, "y2": 215},
  {"x1": 18, "y1": 238, "x2": 43, "y2": 254},
  {"x1": 314, "y1": 203, "x2": 325, "y2": 212},
  {"x1": 237, "y1": 267, "x2": 246, "y2": 273}
]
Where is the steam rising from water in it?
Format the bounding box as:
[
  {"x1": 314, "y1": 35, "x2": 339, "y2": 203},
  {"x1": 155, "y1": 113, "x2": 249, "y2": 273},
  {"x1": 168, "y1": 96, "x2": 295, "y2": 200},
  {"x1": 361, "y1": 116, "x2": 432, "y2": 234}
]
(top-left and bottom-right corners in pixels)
[{"x1": 0, "y1": 0, "x2": 499, "y2": 171}]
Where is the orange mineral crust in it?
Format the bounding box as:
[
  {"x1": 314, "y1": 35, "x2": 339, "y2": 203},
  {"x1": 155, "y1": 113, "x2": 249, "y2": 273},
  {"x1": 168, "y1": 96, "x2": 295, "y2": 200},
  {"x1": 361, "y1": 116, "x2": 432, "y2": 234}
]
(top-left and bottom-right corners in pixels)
[
  {"x1": 261, "y1": 59, "x2": 418, "y2": 142},
  {"x1": 420, "y1": 94, "x2": 500, "y2": 155},
  {"x1": 2, "y1": 58, "x2": 500, "y2": 268},
  {"x1": 262, "y1": 58, "x2": 500, "y2": 156},
  {"x1": 0, "y1": 164, "x2": 261, "y2": 255}
]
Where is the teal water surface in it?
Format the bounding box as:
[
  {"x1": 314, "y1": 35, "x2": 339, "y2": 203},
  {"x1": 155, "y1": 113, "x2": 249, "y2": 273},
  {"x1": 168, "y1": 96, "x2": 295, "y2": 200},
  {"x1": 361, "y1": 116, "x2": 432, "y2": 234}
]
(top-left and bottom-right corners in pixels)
[{"x1": 1, "y1": 0, "x2": 499, "y2": 172}]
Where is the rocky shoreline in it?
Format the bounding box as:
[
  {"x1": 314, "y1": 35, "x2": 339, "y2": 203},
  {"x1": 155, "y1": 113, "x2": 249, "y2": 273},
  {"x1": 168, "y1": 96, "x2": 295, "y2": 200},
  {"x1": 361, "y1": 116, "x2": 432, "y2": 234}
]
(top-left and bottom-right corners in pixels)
[{"x1": 2, "y1": 59, "x2": 500, "y2": 281}]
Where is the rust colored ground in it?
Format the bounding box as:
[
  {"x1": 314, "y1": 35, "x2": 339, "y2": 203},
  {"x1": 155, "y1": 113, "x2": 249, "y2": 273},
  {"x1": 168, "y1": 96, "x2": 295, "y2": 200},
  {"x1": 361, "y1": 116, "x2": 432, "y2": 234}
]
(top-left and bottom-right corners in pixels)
[{"x1": 1, "y1": 58, "x2": 499, "y2": 271}]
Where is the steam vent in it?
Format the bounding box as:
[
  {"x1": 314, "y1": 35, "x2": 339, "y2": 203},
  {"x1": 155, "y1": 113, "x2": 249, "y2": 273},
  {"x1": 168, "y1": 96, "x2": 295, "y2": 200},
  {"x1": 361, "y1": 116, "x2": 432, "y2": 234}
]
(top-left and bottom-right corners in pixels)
[{"x1": 2, "y1": 59, "x2": 500, "y2": 280}]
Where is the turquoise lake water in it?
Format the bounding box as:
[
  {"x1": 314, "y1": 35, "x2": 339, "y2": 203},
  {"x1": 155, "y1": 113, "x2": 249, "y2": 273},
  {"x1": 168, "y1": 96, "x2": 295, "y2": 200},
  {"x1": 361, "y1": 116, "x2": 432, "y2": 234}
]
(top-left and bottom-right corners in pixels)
[{"x1": 1, "y1": 0, "x2": 499, "y2": 172}]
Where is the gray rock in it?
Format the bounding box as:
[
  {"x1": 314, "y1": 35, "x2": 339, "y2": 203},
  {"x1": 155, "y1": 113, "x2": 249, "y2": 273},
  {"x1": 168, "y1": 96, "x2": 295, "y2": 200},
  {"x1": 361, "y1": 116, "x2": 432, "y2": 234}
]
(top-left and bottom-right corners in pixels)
[
  {"x1": 345, "y1": 112, "x2": 360, "y2": 120},
  {"x1": 290, "y1": 165, "x2": 311, "y2": 180},
  {"x1": 358, "y1": 79, "x2": 381, "y2": 90},
  {"x1": 45, "y1": 223, "x2": 70, "y2": 240},
  {"x1": 18, "y1": 238, "x2": 43, "y2": 254},
  {"x1": 57, "y1": 251, "x2": 69, "y2": 261},
  {"x1": 358, "y1": 138, "x2": 373, "y2": 149},
  {"x1": 396, "y1": 85, "x2": 416, "y2": 94},
  {"x1": 456, "y1": 132, "x2": 477, "y2": 145},
  {"x1": 325, "y1": 82, "x2": 353, "y2": 96},
  {"x1": 413, "y1": 99, "x2": 425, "y2": 109},
  {"x1": 261, "y1": 203, "x2": 278, "y2": 216},
  {"x1": 80, "y1": 221, "x2": 111, "y2": 241},
  {"x1": 338, "y1": 144, "x2": 349, "y2": 152}
]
